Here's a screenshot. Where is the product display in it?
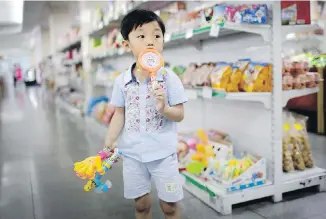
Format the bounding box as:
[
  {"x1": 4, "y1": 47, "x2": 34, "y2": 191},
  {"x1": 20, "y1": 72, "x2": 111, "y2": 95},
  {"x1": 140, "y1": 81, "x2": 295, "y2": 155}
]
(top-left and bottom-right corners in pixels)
[
  {"x1": 179, "y1": 59, "x2": 272, "y2": 92},
  {"x1": 282, "y1": 59, "x2": 321, "y2": 90},
  {"x1": 281, "y1": 1, "x2": 311, "y2": 25},
  {"x1": 56, "y1": 86, "x2": 85, "y2": 111},
  {"x1": 178, "y1": 129, "x2": 266, "y2": 192},
  {"x1": 282, "y1": 111, "x2": 315, "y2": 172}
]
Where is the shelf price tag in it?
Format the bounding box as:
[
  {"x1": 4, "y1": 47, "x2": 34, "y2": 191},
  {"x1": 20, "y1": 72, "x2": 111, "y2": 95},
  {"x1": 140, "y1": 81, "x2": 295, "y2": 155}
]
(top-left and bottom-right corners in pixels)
[
  {"x1": 164, "y1": 33, "x2": 171, "y2": 42},
  {"x1": 209, "y1": 24, "x2": 220, "y2": 37},
  {"x1": 185, "y1": 29, "x2": 193, "y2": 39},
  {"x1": 186, "y1": 89, "x2": 198, "y2": 99},
  {"x1": 202, "y1": 87, "x2": 212, "y2": 99}
]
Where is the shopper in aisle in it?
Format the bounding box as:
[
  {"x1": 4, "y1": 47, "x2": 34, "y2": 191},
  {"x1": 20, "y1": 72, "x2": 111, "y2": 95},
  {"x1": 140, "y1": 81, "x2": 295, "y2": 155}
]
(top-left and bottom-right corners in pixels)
[{"x1": 103, "y1": 9, "x2": 187, "y2": 219}]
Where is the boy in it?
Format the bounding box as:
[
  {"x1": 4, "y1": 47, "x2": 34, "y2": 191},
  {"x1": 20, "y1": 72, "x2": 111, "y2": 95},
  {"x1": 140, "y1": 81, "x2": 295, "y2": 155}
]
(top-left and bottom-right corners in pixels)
[{"x1": 103, "y1": 9, "x2": 187, "y2": 219}]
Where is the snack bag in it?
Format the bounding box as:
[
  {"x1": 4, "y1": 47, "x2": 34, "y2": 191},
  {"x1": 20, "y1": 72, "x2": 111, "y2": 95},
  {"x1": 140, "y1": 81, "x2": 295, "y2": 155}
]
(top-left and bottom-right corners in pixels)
[
  {"x1": 236, "y1": 59, "x2": 251, "y2": 91},
  {"x1": 283, "y1": 72, "x2": 294, "y2": 90},
  {"x1": 243, "y1": 62, "x2": 270, "y2": 92},
  {"x1": 282, "y1": 113, "x2": 294, "y2": 172},
  {"x1": 292, "y1": 113, "x2": 314, "y2": 168},
  {"x1": 210, "y1": 63, "x2": 232, "y2": 91},
  {"x1": 226, "y1": 66, "x2": 242, "y2": 92}
]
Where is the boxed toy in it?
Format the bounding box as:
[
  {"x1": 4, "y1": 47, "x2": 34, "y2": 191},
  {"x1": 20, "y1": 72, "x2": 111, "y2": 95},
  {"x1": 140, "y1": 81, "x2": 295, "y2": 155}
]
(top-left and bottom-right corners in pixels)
[{"x1": 281, "y1": 1, "x2": 311, "y2": 25}]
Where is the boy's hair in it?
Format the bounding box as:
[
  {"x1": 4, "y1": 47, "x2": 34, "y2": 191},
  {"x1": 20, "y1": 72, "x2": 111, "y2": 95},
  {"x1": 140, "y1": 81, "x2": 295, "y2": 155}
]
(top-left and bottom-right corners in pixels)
[{"x1": 120, "y1": 9, "x2": 166, "y2": 40}]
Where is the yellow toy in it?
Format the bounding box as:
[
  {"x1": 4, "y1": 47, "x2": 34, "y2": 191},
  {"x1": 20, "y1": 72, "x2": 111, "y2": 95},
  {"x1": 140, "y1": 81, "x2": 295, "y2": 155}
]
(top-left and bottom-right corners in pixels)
[{"x1": 74, "y1": 152, "x2": 106, "y2": 180}]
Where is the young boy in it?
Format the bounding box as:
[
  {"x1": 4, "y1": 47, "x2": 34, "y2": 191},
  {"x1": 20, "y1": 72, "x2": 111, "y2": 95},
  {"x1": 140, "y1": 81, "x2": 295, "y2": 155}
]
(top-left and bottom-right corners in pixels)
[{"x1": 103, "y1": 9, "x2": 187, "y2": 219}]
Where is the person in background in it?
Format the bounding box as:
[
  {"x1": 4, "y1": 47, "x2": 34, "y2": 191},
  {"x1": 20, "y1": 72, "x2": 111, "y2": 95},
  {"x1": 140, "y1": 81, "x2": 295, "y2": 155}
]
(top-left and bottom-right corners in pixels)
[{"x1": 103, "y1": 9, "x2": 187, "y2": 219}]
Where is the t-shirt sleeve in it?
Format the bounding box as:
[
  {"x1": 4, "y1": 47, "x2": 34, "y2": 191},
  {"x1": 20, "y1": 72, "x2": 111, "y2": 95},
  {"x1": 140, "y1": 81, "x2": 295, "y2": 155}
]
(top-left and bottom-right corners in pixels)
[
  {"x1": 110, "y1": 76, "x2": 125, "y2": 107},
  {"x1": 166, "y1": 70, "x2": 188, "y2": 106}
]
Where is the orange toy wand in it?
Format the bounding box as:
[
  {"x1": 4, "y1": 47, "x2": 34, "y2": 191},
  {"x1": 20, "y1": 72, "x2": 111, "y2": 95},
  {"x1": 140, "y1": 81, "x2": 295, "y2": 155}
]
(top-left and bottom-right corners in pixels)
[{"x1": 137, "y1": 48, "x2": 164, "y2": 90}]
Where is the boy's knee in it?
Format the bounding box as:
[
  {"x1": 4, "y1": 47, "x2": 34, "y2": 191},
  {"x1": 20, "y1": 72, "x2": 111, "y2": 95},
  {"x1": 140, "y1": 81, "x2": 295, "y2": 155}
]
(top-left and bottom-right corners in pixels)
[
  {"x1": 135, "y1": 194, "x2": 151, "y2": 213},
  {"x1": 160, "y1": 200, "x2": 177, "y2": 215}
]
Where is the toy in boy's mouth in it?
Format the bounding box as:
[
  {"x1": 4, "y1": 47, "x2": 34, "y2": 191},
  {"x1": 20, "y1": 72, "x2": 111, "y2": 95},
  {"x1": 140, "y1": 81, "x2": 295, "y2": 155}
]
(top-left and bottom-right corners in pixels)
[{"x1": 137, "y1": 48, "x2": 164, "y2": 90}]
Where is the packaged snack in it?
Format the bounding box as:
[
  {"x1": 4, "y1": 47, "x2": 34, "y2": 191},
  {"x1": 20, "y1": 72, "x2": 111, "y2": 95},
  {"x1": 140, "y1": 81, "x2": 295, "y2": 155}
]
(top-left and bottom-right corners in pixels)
[
  {"x1": 226, "y1": 66, "x2": 242, "y2": 92},
  {"x1": 236, "y1": 59, "x2": 251, "y2": 91},
  {"x1": 210, "y1": 63, "x2": 232, "y2": 91},
  {"x1": 212, "y1": 5, "x2": 226, "y2": 24},
  {"x1": 182, "y1": 63, "x2": 197, "y2": 87},
  {"x1": 242, "y1": 62, "x2": 271, "y2": 92},
  {"x1": 282, "y1": 72, "x2": 294, "y2": 90},
  {"x1": 282, "y1": 115, "x2": 294, "y2": 172},
  {"x1": 293, "y1": 73, "x2": 307, "y2": 89},
  {"x1": 292, "y1": 114, "x2": 314, "y2": 168},
  {"x1": 281, "y1": 1, "x2": 311, "y2": 25}
]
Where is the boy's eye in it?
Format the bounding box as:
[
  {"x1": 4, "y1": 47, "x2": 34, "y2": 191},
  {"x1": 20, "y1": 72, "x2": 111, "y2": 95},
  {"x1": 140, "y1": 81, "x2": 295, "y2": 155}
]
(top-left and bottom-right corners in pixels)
[
  {"x1": 155, "y1": 35, "x2": 161, "y2": 38},
  {"x1": 137, "y1": 35, "x2": 145, "y2": 39}
]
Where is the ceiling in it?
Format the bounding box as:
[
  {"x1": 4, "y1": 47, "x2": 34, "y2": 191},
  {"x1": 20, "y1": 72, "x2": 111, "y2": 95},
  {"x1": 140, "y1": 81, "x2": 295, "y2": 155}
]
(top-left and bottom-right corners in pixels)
[{"x1": 0, "y1": 1, "x2": 80, "y2": 57}]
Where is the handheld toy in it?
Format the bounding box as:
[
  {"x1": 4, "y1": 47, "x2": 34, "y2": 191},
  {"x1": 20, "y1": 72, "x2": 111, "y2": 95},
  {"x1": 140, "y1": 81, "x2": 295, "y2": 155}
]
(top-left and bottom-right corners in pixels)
[
  {"x1": 74, "y1": 148, "x2": 122, "y2": 193},
  {"x1": 137, "y1": 48, "x2": 164, "y2": 90}
]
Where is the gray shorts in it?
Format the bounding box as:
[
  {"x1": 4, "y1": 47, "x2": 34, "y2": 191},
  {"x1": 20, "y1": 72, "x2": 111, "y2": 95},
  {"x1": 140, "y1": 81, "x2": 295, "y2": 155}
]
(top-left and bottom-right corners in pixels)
[{"x1": 123, "y1": 153, "x2": 184, "y2": 203}]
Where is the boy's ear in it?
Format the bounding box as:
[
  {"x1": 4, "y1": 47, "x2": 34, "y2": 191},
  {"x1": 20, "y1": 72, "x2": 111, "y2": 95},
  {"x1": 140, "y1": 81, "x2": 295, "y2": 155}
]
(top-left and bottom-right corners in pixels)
[{"x1": 122, "y1": 40, "x2": 131, "y2": 52}]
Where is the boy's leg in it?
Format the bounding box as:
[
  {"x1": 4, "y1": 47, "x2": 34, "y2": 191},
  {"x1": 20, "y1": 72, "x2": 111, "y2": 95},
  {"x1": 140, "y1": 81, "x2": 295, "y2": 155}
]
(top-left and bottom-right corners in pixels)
[
  {"x1": 159, "y1": 200, "x2": 180, "y2": 219},
  {"x1": 149, "y1": 153, "x2": 183, "y2": 219},
  {"x1": 135, "y1": 193, "x2": 152, "y2": 219},
  {"x1": 123, "y1": 156, "x2": 152, "y2": 219}
]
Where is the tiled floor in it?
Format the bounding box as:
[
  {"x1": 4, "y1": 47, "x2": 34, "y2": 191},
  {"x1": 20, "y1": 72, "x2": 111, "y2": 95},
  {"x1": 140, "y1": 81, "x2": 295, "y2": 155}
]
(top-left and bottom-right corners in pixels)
[{"x1": 0, "y1": 86, "x2": 326, "y2": 219}]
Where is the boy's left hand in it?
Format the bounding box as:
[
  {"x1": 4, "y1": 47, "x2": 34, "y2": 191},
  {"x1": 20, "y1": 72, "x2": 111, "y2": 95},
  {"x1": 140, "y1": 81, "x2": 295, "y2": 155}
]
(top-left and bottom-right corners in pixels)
[{"x1": 153, "y1": 85, "x2": 166, "y2": 113}]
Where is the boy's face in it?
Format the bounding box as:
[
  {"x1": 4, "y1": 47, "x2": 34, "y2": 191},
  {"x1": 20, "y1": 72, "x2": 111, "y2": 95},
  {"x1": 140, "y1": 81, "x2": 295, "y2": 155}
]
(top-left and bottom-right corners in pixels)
[{"x1": 123, "y1": 21, "x2": 164, "y2": 58}]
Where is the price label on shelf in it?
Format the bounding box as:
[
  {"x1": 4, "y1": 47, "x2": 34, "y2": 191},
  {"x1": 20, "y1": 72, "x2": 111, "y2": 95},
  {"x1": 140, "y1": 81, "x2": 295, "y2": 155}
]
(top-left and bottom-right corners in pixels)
[
  {"x1": 202, "y1": 87, "x2": 212, "y2": 99},
  {"x1": 186, "y1": 89, "x2": 198, "y2": 99},
  {"x1": 185, "y1": 29, "x2": 193, "y2": 39},
  {"x1": 164, "y1": 33, "x2": 171, "y2": 42},
  {"x1": 209, "y1": 24, "x2": 220, "y2": 37}
]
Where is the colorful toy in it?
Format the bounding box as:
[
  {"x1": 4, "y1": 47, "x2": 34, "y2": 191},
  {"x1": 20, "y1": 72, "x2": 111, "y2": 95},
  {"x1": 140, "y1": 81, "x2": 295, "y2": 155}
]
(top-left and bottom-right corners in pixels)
[
  {"x1": 74, "y1": 148, "x2": 122, "y2": 193},
  {"x1": 138, "y1": 48, "x2": 164, "y2": 90}
]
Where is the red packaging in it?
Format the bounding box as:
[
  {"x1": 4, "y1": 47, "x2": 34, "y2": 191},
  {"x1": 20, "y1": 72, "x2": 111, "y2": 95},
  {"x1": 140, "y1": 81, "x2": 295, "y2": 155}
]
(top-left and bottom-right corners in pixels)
[{"x1": 281, "y1": 1, "x2": 311, "y2": 25}]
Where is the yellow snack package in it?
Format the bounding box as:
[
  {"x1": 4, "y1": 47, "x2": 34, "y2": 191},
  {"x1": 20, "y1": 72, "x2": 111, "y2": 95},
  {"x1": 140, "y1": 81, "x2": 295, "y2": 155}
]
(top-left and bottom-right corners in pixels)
[
  {"x1": 236, "y1": 59, "x2": 251, "y2": 92},
  {"x1": 243, "y1": 62, "x2": 270, "y2": 92},
  {"x1": 210, "y1": 63, "x2": 232, "y2": 91},
  {"x1": 226, "y1": 66, "x2": 242, "y2": 92}
]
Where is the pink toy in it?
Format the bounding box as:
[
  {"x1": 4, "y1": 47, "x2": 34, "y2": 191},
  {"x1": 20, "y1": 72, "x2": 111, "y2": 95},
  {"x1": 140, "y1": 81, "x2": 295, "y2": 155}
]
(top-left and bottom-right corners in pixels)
[{"x1": 187, "y1": 138, "x2": 197, "y2": 150}]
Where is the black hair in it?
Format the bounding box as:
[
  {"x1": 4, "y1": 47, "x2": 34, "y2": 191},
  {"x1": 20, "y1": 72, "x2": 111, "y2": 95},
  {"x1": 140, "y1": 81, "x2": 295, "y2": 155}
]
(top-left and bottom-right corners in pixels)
[{"x1": 120, "y1": 9, "x2": 165, "y2": 40}]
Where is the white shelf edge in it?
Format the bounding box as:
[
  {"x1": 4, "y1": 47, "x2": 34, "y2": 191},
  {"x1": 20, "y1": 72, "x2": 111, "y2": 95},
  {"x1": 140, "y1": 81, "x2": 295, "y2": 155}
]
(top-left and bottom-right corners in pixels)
[
  {"x1": 282, "y1": 167, "x2": 326, "y2": 183},
  {"x1": 55, "y1": 97, "x2": 82, "y2": 116},
  {"x1": 282, "y1": 24, "x2": 320, "y2": 36}
]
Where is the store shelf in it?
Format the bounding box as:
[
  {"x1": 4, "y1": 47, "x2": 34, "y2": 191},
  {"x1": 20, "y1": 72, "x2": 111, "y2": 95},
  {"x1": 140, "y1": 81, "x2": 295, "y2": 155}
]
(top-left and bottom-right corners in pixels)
[
  {"x1": 180, "y1": 171, "x2": 274, "y2": 215},
  {"x1": 282, "y1": 87, "x2": 319, "y2": 107},
  {"x1": 282, "y1": 167, "x2": 326, "y2": 183},
  {"x1": 89, "y1": 1, "x2": 173, "y2": 38},
  {"x1": 58, "y1": 38, "x2": 82, "y2": 53},
  {"x1": 282, "y1": 24, "x2": 321, "y2": 37},
  {"x1": 55, "y1": 97, "x2": 83, "y2": 117},
  {"x1": 186, "y1": 87, "x2": 320, "y2": 109}
]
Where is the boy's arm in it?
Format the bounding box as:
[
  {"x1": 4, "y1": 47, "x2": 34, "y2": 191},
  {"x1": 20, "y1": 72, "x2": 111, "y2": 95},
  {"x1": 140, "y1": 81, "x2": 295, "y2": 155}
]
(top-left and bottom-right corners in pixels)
[
  {"x1": 161, "y1": 104, "x2": 184, "y2": 122},
  {"x1": 103, "y1": 74, "x2": 125, "y2": 149},
  {"x1": 104, "y1": 107, "x2": 125, "y2": 149}
]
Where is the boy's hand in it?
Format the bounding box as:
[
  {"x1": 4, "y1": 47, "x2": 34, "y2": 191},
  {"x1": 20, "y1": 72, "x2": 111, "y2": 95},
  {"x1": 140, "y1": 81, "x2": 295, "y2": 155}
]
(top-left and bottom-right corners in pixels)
[{"x1": 153, "y1": 85, "x2": 166, "y2": 113}]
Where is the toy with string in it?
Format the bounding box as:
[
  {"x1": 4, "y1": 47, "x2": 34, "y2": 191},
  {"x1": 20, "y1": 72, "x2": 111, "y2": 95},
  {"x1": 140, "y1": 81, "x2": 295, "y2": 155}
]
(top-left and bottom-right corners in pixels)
[
  {"x1": 74, "y1": 148, "x2": 122, "y2": 193},
  {"x1": 137, "y1": 48, "x2": 164, "y2": 90}
]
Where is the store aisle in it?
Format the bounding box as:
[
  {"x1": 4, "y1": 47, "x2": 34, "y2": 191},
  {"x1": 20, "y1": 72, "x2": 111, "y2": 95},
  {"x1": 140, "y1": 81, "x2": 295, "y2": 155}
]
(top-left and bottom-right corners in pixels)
[{"x1": 0, "y1": 87, "x2": 326, "y2": 219}]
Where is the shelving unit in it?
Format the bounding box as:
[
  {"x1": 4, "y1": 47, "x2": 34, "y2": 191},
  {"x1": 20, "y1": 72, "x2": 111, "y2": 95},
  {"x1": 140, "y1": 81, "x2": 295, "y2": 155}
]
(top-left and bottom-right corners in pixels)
[{"x1": 74, "y1": 0, "x2": 326, "y2": 216}]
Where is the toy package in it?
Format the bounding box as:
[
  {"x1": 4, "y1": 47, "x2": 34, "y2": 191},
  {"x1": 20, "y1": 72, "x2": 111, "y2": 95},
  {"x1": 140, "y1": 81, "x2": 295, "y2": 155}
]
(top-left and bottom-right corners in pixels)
[
  {"x1": 210, "y1": 63, "x2": 232, "y2": 91},
  {"x1": 200, "y1": 5, "x2": 226, "y2": 26},
  {"x1": 225, "y1": 4, "x2": 268, "y2": 24},
  {"x1": 242, "y1": 62, "x2": 271, "y2": 92},
  {"x1": 281, "y1": 1, "x2": 311, "y2": 25}
]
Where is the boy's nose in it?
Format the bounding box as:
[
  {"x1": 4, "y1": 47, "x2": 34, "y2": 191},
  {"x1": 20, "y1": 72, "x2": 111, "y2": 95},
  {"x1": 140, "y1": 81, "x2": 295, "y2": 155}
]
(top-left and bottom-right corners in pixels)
[{"x1": 145, "y1": 37, "x2": 154, "y2": 45}]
